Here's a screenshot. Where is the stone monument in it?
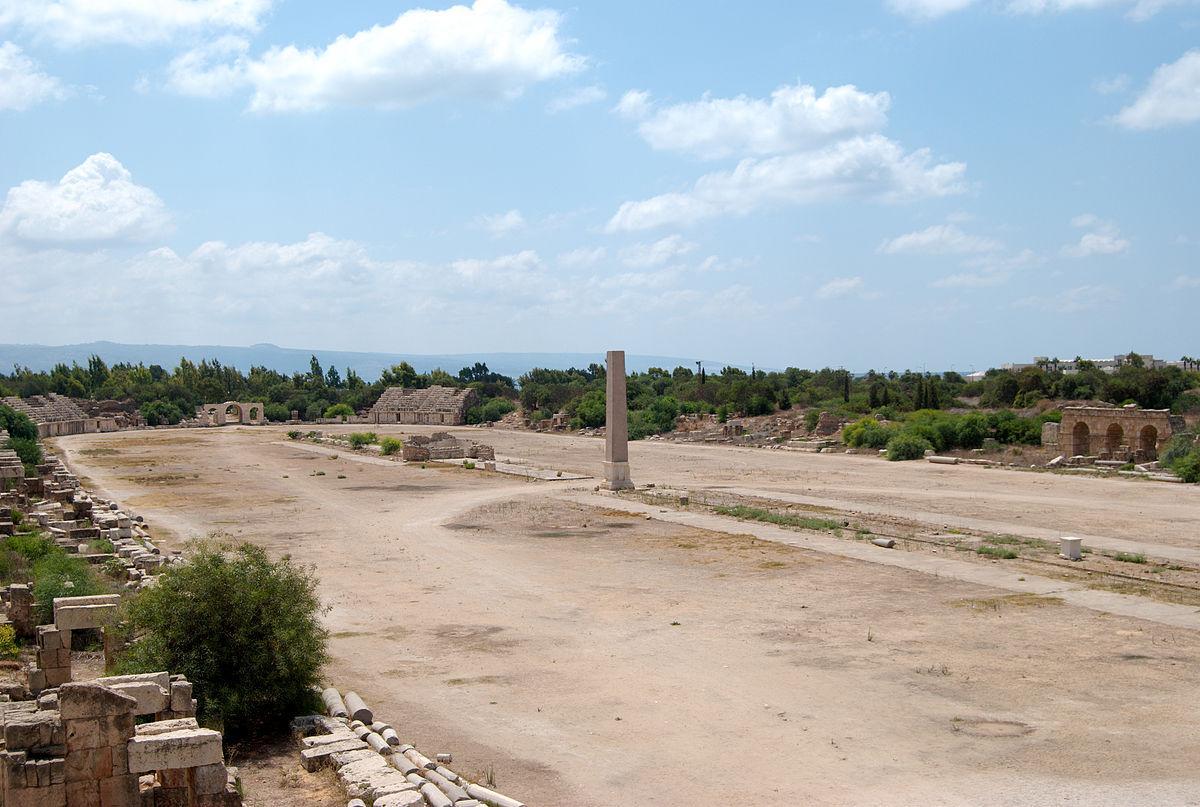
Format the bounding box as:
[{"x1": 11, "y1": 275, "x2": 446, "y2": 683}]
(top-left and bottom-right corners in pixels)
[{"x1": 603, "y1": 350, "x2": 635, "y2": 490}]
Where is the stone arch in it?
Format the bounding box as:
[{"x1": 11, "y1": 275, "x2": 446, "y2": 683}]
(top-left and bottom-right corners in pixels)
[
  {"x1": 224, "y1": 402, "x2": 243, "y2": 422},
  {"x1": 1071, "y1": 421, "x2": 1090, "y2": 456},
  {"x1": 248, "y1": 405, "x2": 260, "y2": 422},
  {"x1": 1139, "y1": 424, "x2": 1159, "y2": 459},
  {"x1": 1105, "y1": 422, "x2": 1124, "y2": 455}
]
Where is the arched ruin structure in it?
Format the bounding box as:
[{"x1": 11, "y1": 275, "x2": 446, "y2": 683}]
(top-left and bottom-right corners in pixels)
[
  {"x1": 196, "y1": 402, "x2": 265, "y2": 426},
  {"x1": 1058, "y1": 405, "x2": 1179, "y2": 461}
]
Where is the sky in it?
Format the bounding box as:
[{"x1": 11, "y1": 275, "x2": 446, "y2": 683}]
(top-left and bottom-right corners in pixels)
[{"x1": 0, "y1": 0, "x2": 1198, "y2": 372}]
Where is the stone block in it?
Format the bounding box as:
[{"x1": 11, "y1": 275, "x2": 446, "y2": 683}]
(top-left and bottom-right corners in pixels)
[
  {"x1": 374, "y1": 793, "x2": 423, "y2": 807},
  {"x1": 126, "y1": 729, "x2": 223, "y2": 774},
  {"x1": 65, "y1": 717, "x2": 100, "y2": 751},
  {"x1": 99, "y1": 713, "x2": 136, "y2": 747},
  {"x1": 299, "y1": 737, "x2": 369, "y2": 771},
  {"x1": 193, "y1": 763, "x2": 229, "y2": 795},
  {"x1": 64, "y1": 745, "x2": 113, "y2": 782},
  {"x1": 106, "y1": 682, "x2": 168, "y2": 717},
  {"x1": 4, "y1": 710, "x2": 59, "y2": 751},
  {"x1": 168, "y1": 681, "x2": 192, "y2": 714},
  {"x1": 58, "y1": 683, "x2": 137, "y2": 721},
  {"x1": 134, "y1": 718, "x2": 198, "y2": 736},
  {"x1": 54, "y1": 604, "x2": 118, "y2": 632},
  {"x1": 99, "y1": 773, "x2": 139, "y2": 807}
]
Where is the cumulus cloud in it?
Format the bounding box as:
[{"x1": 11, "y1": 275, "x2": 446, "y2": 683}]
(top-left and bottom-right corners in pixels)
[
  {"x1": 0, "y1": 153, "x2": 171, "y2": 246},
  {"x1": 613, "y1": 89, "x2": 652, "y2": 119},
  {"x1": 887, "y1": 0, "x2": 979, "y2": 20},
  {"x1": 477, "y1": 209, "x2": 526, "y2": 237},
  {"x1": 628, "y1": 82, "x2": 891, "y2": 159},
  {"x1": 547, "y1": 84, "x2": 605, "y2": 113},
  {"x1": 168, "y1": 0, "x2": 584, "y2": 111},
  {"x1": 1061, "y1": 214, "x2": 1130, "y2": 257},
  {"x1": 1116, "y1": 49, "x2": 1200, "y2": 130},
  {"x1": 1007, "y1": 0, "x2": 1186, "y2": 20},
  {"x1": 0, "y1": 41, "x2": 65, "y2": 110},
  {"x1": 1018, "y1": 284, "x2": 1119, "y2": 313},
  {"x1": 166, "y1": 35, "x2": 250, "y2": 98},
  {"x1": 815, "y1": 276, "x2": 864, "y2": 299},
  {"x1": 607, "y1": 135, "x2": 966, "y2": 231},
  {"x1": 556, "y1": 246, "x2": 606, "y2": 267},
  {"x1": 0, "y1": 0, "x2": 270, "y2": 46},
  {"x1": 618, "y1": 234, "x2": 696, "y2": 267},
  {"x1": 878, "y1": 224, "x2": 1001, "y2": 255}
]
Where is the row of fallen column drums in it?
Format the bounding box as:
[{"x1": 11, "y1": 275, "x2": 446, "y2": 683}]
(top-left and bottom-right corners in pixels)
[{"x1": 322, "y1": 687, "x2": 526, "y2": 807}]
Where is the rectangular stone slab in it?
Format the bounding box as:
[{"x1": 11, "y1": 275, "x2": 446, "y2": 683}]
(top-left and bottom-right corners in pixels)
[
  {"x1": 299, "y1": 737, "x2": 369, "y2": 772},
  {"x1": 54, "y1": 603, "x2": 118, "y2": 631},
  {"x1": 127, "y1": 728, "x2": 223, "y2": 773}
]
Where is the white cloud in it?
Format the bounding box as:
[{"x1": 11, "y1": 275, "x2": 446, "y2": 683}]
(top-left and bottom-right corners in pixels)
[
  {"x1": 1094, "y1": 74, "x2": 1131, "y2": 95},
  {"x1": 629, "y1": 82, "x2": 891, "y2": 159},
  {"x1": 613, "y1": 89, "x2": 651, "y2": 120},
  {"x1": 166, "y1": 35, "x2": 250, "y2": 98},
  {"x1": 1171, "y1": 274, "x2": 1200, "y2": 288},
  {"x1": 0, "y1": 41, "x2": 65, "y2": 110},
  {"x1": 815, "y1": 276, "x2": 864, "y2": 299},
  {"x1": 888, "y1": 0, "x2": 979, "y2": 20},
  {"x1": 607, "y1": 135, "x2": 966, "y2": 231},
  {"x1": 1018, "y1": 284, "x2": 1119, "y2": 313},
  {"x1": 547, "y1": 84, "x2": 605, "y2": 113},
  {"x1": 932, "y1": 248, "x2": 1041, "y2": 287},
  {"x1": 618, "y1": 234, "x2": 696, "y2": 267},
  {"x1": 1007, "y1": 0, "x2": 1186, "y2": 20},
  {"x1": 1061, "y1": 214, "x2": 1130, "y2": 257},
  {"x1": 556, "y1": 246, "x2": 606, "y2": 267},
  {"x1": 1115, "y1": 50, "x2": 1200, "y2": 130},
  {"x1": 170, "y1": 0, "x2": 584, "y2": 112},
  {"x1": 0, "y1": 0, "x2": 270, "y2": 46},
  {"x1": 878, "y1": 224, "x2": 1001, "y2": 255},
  {"x1": 0, "y1": 153, "x2": 171, "y2": 246},
  {"x1": 477, "y1": 209, "x2": 526, "y2": 237}
]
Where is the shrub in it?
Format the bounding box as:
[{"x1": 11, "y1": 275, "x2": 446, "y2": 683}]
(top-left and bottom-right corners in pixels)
[
  {"x1": 803, "y1": 409, "x2": 820, "y2": 431},
  {"x1": 0, "y1": 625, "x2": 18, "y2": 659},
  {"x1": 468, "y1": 397, "x2": 518, "y2": 425},
  {"x1": 463, "y1": 460, "x2": 476, "y2": 470},
  {"x1": 5, "y1": 533, "x2": 55, "y2": 563},
  {"x1": 0, "y1": 405, "x2": 37, "y2": 441},
  {"x1": 102, "y1": 557, "x2": 128, "y2": 579},
  {"x1": 139, "y1": 399, "x2": 184, "y2": 426},
  {"x1": 1172, "y1": 448, "x2": 1200, "y2": 483},
  {"x1": 118, "y1": 542, "x2": 328, "y2": 739},
  {"x1": 843, "y1": 417, "x2": 897, "y2": 449},
  {"x1": 32, "y1": 553, "x2": 103, "y2": 625},
  {"x1": 379, "y1": 437, "x2": 403, "y2": 455},
  {"x1": 6, "y1": 437, "x2": 42, "y2": 472},
  {"x1": 323, "y1": 403, "x2": 354, "y2": 421},
  {"x1": 347, "y1": 432, "x2": 377, "y2": 449},
  {"x1": 571, "y1": 390, "x2": 605, "y2": 429},
  {"x1": 955, "y1": 413, "x2": 989, "y2": 449},
  {"x1": 977, "y1": 545, "x2": 1018, "y2": 559},
  {"x1": 886, "y1": 433, "x2": 933, "y2": 461},
  {"x1": 286, "y1": 430, "x2": 301, "y2": 440}
]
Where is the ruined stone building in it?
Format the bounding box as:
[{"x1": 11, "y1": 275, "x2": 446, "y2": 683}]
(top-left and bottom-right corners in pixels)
[
  {"x1": 1055, "y1": 405, "x2": 1182, "y2": 461},
  {"x1": 1, "y1": 395, "x2": 118, "y2": 438},
  {"x1": 368, "y1": 386, "x2": 477, "y2": 426},
  {"x1": 195, "y1": 402, "x2": 265, "y2": 426}
]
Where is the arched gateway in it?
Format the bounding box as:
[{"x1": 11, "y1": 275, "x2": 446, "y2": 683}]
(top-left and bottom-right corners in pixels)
[{"x1": 1058, "y1": 405, "x2": 1176, "y2": 462}]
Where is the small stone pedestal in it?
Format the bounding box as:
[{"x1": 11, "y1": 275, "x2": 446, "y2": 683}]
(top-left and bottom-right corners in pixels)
[
  {"x1": 1060, "y1": 537, "x2": 1082, "y2": 561},
  {"x1": 602, "y1": 461, "x2": 634, "y2": 491}
]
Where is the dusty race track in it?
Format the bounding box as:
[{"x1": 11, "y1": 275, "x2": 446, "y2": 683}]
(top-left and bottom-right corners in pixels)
[{"x1": 51, "y1": 425, "x2": 1200, "y2": 807}]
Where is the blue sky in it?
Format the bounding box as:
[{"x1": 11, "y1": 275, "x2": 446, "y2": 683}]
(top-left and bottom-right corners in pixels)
[{"x1": 0, "y1": 0, "x2": 1197, "y2": 372}]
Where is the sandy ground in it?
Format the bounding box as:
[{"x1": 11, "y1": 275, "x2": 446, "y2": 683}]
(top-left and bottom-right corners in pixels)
[{"x1": 49, "y1": 426, "x2": 1200, "y2": 807}]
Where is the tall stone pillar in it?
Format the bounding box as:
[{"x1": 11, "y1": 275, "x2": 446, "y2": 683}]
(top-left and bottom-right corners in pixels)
[{"x1": 603, "y1": 350, "x2": 634, "y2": 490}]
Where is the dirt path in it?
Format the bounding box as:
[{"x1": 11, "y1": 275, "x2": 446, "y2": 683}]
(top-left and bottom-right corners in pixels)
[{"x1": 50, "y1": 427, "x2": 1200, "y2": 806}]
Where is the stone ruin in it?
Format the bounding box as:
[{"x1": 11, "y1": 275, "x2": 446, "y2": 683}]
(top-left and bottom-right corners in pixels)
[
  {"x1": 399, "y1": 433, "x2": 495, "y2": 463},
  {"x1": 1053, "y1": 404, "x2": 1181, "y2": 463},
  {"x1": 295, "y1": 687, "x2": 526, "y2": 807},
  {"x1": 193, "y1": 402, "x2": 264, "y2": 427},
  {"x1": 1, "y1": 396, "x2": 119, "y2": 440},
  {"x1": 0, "y1": 676, "x2": 240, "y2": 807},
  {"x1": 369, "y1": 386, "x2": 478, "y2": 427}
]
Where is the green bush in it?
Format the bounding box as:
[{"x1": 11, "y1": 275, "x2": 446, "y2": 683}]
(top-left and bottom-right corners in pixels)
[
  {"x1": 0, "y1": 405, "x2": 37, "y2": 441},
  {"x1": 139, "y1": 399, "x2": 184, "y2": 426},
  {"x1": 885, "y1": 433, "x2": 933, "y2": 461},
  {"x1": 467, "y1": 397, "x2": 518, "y2": 425},
  {"x1": 803, "y1": 409, "x2": 820, "y2": 432},
  {"x1": 379, "y1": 437, "x2": 403, "y2": 455},
  {"x1": 286, "y1": 430, "x2": 301, "y2": 440},
  {"x1": 322, "y1": 403, "x2": 354, "y2": 420},
  {"x1": 347, "y1": 432, "x2": 377, "y2": 449},
  {"x1": 955, "y1": 413, "x2": 989, "y2": 449},
  {"x1": 4, "y1": 533, "x2": 55, "y2": 563},
  {"x1": 571, "y1": 390, "x2": 606, "y2": 429},
  {"x1": 843, "y1": 417, "x2": 897, "y2": 449},
  {"x1": 0, "y1": 625, "x2": 19, "y2": 659},
  {"x1": 32, "y1": 553, "x2": 103, "y2": 625},
  {"x1": 1172, "y1": 448, "x2": 1200, "y2": 483},
  {"x1": 118, "y1": 542, "x2": 328, "y2": 739},
  {"x1": 6, "y1": 437, "x2": 42, "y2": 472}
]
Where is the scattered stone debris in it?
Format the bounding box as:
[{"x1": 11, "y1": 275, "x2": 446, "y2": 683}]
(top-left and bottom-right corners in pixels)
[
  {"x1": 296, "y1": 688, "x2": 527, "y2": 807},
  {"x1": 399, "y1": 433, "x2": 494, "y2": 463}
]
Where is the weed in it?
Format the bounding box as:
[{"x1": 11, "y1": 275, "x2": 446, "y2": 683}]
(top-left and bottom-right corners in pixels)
[
  {"x1": 1113, "y1": 552, "x2": 1147, "y2": 564},
  {"x1": 712, "y1": 505, "x2": 840, "y2": 532},
  {"x1": 976, "y1": 545, "x2": 1018, "y2": 559}
]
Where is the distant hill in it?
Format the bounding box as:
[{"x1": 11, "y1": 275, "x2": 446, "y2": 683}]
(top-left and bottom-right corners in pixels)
[{"x1": 0, "y1": 341, "x2": 739, "y2": 381}]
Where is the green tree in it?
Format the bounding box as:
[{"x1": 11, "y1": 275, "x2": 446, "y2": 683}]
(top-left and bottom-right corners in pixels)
[{"x1": 118, "y1": 542, "x2": 328, "y2": 738}]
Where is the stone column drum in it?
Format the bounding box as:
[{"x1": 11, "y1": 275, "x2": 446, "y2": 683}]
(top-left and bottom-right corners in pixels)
[{"x1": 603, "y1": 350, "x2": 635, "y2": 491}]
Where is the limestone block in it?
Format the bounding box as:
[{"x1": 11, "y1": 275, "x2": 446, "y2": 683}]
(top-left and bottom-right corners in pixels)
[
  {"x1": 96, "y1": 673, "x2": 171, "y2": 692},
  {"x1": 342, "y1": 691, "x2": 372, "y2": 724},
  {"x1": 301, "y1": 729, "x2": 357, "y2": 747},
  {"x1": 373, "y1": 792, "x2": 423, "y2": 807},
  {"x1": 98, "y1": 772, "x2": 139, "y2": 807},
  {"x1": 168, "y1": 681, "x2": 192, "y2": 714},
  {"x1": 299, "y1": 738, "x2": 369, "y2": 772},
  {"x1": 134, "y1": 718, "x2": 197, "y2": 736},
  {"x1": 192, "y1": 762, "x2": 229, "y2": 795},
  {"x1": 465, "y1": 782, "x2": 526, "y2": 807},
  {"x1": 58, "y1": 683, "x2": 137, "y2": 721},
  {"x1": 54, "y1": 604, "x2": 118, "y2": 632},
  {"x1": 329, "y1": 748, "x2": 377, "y2": 768},
  {"x1": 336, "y1": 756, "x2": 415, "y2": 801},
  {"x1": 126, "y1": 728, "x2": 223, "y2": 774},
  {"x1": 64, "y1": 745, "x2": 113, "y2": 783},
  {"x1": 4, "y1": 710, "x2": 59, "y2": 751},
  {"x1": 106, "y1": 683, "x2": 168, "y2": 716}
]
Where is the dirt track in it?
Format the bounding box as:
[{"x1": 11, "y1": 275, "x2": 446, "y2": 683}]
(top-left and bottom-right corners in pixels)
[{"x1": 51, "y1": 426, "x2": 1200, "y2": 807}]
